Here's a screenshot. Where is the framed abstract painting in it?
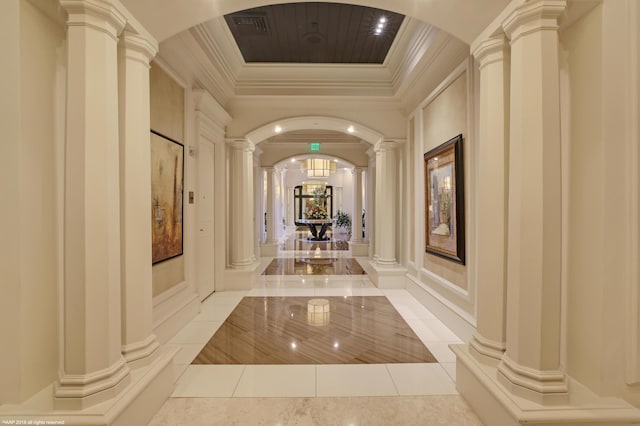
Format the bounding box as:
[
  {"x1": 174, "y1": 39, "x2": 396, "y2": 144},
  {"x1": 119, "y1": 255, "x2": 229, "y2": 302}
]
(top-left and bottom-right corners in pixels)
[{"x1": 150, "y1": 130, "x2": 184, "y2": 264}]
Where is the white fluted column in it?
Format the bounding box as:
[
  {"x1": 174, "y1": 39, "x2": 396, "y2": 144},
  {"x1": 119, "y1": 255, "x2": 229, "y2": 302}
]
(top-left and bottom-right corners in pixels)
[
  {"x1": 56, "y1": 0, "x2": 130, "y2": 409},
  {"x1": 469, "y1": 34, "x2": 510, "y2": 364},
  {"x1": 374, "y1": 141, "x2": 397, "y2": 265},
  {"x1": 498, "y1": 0, "x2": 568, "y2": 403},
  {"x1": 265, "y1": 167, "x2": 278, "y2": 243},
  {"x1": 229, "y1": 140, "x2": 256, "y2": 267},
  {"x1": 118, "y1": 30, "x2": 160, "y2": 366},
  {"x1": 351, "y1": 167, "x2": 365, "y2": 243},
  {"x1": 367, "y1": 148, "x2": 376, "y2": 258}
]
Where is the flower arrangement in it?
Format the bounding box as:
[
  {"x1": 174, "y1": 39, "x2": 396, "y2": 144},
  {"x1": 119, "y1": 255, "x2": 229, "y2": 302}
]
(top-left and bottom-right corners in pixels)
[
  {"x1": 306, "y1": 187, "x2": 328, "y2": 219},
  {"x1": 307, "y1": 204, "x2": 328, "y2": 219}
]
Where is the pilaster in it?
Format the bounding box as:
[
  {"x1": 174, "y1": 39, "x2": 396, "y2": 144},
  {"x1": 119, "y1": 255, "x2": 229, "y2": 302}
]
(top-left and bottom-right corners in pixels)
[
  {"x1": 228, "y1": 139, "x2": 256, "y2": 267},
  {"x1": 469, "y1": 34, "x2": 510, "y2": 364},
  {"x1": 56, "y1": 0, "x2": 130, "y2": 409},
  {"x1": 374, "y1": 140, "x2": 398, "y2": 265},
  {"x1": 366, "y1": 148, "x2": 376, "y2": 258},
  {"x1": 499, "y1": 0, "x2": 568, "y2": 403},
  {"x1": 118, "y1": 30, "x2": 160, "y2": 366},
  {"x1": 351, "y1": 167, "x2": 365, "y2": 243},
  {"x1": 264, "y1": 167, "x2": 278, "y2": 244}
]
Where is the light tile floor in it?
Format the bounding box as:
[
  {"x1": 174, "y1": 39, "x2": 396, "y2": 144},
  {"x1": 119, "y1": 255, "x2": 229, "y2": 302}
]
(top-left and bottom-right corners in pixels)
[
  {"x1": 165, "y1": 282, "x2": 463, "y2": 398},
  {"x1": 151, "y1": 240, "x2": 480, "y2": 424}
]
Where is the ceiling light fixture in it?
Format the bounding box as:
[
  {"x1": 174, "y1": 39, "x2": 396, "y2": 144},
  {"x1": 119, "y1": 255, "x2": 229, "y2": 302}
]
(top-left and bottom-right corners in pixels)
[
  {"x1": 347, "y1": 125, "x2": 355, "y2": 133},
  {"x1": 374, "y1": 16, "x2": 387, "y2": 36},
  {"x1": 302, "y1": 158, "x2": 337, "y2": 178},
  {"x1": 274, "y1": 125, "x2": 282, "y2": 133}
]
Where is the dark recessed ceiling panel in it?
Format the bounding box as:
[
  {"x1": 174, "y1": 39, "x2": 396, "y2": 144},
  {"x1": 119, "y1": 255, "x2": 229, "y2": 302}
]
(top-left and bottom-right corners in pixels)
[{"x1": 224, "y1": 3, "x2": 405, "y2": 64}]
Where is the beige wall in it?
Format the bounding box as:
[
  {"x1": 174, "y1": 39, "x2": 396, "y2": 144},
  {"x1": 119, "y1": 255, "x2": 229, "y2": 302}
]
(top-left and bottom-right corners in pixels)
[
  {"x1": 0, "y1": 0, "x2": 64, "y2": 403},
  {"x1": 421, "y1": 72, "x2": 468, "y2": 290},
  {"x1": 562, "y1": 1, "x2": 640, "y2": 407},
  {"x1": 150, "y1": 62, "x2": 186, "y2": 296},
  {"x1": 150, "y1": 63, "x2": 184, "y2": 142}
]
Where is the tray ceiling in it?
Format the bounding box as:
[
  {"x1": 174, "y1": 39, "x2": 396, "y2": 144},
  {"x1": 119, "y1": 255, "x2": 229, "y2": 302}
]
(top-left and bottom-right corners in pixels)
[{"x1": 224, "y1": 3, "x2": 404, "y2": 64}]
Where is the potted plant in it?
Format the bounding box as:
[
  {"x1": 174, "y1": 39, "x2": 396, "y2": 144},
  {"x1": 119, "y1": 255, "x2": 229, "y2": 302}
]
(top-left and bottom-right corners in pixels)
[{"x1": 334, "y1": 210, "x2": 352, "y2": 237}]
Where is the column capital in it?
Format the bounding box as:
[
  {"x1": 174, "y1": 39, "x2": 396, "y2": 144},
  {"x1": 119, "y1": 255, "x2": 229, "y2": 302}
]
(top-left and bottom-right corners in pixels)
[
  {"x1": 61, "y1": 0, "x2": 126, "y2": 42},
  {"x1": 351, "y1": 166, "x2": 366, "y2": 175},
  {"x1": 374, "y1": 140, "x2": 398, "y2": 153},
  {"x1": 119, "y1": 30, "x2": 158, "y2": 66},
  {"x1": 472, "y1": 34, "x2": 508, "y2": 69},
  {"x1": 227, "y1": 139, "x2": 255, "y2": 153},
  {"x1": 502, "y1": 0, "x2": 566, "y2": 44}
]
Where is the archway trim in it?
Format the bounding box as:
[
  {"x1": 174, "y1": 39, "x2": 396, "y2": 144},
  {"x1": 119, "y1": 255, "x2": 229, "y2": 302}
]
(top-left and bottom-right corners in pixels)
[{"x1": 245, "y1": 115, "x2": 384, "y2": 146}]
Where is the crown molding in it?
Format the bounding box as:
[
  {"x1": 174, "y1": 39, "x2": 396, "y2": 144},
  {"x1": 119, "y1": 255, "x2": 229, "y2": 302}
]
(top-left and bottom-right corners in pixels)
[{"x1": 171, "y1": 14, "x2": 467, "y2": 101}]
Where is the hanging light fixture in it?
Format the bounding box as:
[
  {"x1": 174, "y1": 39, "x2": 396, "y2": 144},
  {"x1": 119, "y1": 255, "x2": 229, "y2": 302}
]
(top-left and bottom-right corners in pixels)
[{"x1": 302, "y1": 158, "x2": 337, "y2": 178}]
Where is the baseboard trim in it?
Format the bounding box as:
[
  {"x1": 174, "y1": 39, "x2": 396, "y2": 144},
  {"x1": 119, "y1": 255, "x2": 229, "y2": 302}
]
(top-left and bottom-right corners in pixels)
[
  {"x1": 453, "y1": 344, "x2": 640, "y2": 426},
  {"x1": 153, "y1": 286, "x2": 200, "y2": 344},
  {"x1": 405, "y1": 274, "x2": 476, "y2": 342},
  {"x1": 0, "y1": 347, "x2": 178, "y2": 426}
]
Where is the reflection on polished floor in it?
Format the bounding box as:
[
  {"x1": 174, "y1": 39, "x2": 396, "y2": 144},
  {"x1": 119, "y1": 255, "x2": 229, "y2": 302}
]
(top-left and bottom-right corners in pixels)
[
  {"x1": 149, "y1": 228, "x2": 480, "y2": 425},
  {"x1": 193, "y1": 296, "x2": 436, "y2": 364},
  {"x1": 280, "y1": 237, "x2": 350, "y2": 251},
  {"x1": 263, "y1": 257, "x2": 366, "y2": 275}
]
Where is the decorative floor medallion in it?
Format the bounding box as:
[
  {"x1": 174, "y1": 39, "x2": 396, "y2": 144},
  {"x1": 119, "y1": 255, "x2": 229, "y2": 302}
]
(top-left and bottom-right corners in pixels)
[{"x1": 192, "y1": 296, "x2": 436, "y2": 365}]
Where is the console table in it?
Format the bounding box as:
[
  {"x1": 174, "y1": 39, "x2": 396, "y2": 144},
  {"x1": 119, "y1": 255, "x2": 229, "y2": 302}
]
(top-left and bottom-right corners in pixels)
[{"x1": 298, "y1": 218, "x2": 333, "y2": 241}]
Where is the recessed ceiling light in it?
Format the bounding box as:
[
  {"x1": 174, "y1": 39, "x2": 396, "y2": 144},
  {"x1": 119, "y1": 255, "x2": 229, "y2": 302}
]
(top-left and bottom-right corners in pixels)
[
  {"x1": 379, "y1": 17, "x2": 387, "y2": 24},
  {"x1": 377, "y1": 23, "x2": 384, "y2": 29},
  {"x1": 274, "y1": 125, "x2": 282, "y2": 133},
  {"x1": 291, "y1": 158, "x2": 296, "y2": 162},
  {"x1": 375, "y1": 28, "x2": 382, "y2": 35},
  {"x1": 347, "y1": 125, "x2": 355, "y2": 133}
]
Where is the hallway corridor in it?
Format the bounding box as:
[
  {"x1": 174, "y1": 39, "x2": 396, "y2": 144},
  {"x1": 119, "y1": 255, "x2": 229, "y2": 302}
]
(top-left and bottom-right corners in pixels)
[{"x1": 148, "y1": 230, "x2": 482, "y2": 425}]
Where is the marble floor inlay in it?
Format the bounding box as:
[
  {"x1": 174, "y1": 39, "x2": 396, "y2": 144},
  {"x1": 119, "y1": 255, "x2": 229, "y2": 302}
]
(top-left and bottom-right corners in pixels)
[
  {"x1": 263, "y1": 257, "x2": 366, "y2": 275},
  {"x1": 192, "y1": 296, "x2": 436, "y2": 364}
]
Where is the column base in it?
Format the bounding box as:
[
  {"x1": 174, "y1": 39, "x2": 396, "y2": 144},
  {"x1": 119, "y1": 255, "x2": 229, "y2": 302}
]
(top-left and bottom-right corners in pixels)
[
  {"x1": 348, "y1": 241, "x2": 369, "y2": 256},
  {"x1": 469, "y1": 332, "x2": 505, "y2": 366},
  {"x1": 230, "y1": 256, "x2": 257, "y2": 268},
  {"x1": 260, "y1": 242, "x2": 278, "y2": 257},
  {"x1": 359, "y1": 257, "x2": 407, "y2": 288},
  {"x1": 54, "y1": 357, "x2": 131, "y2": 410},
  {"x1": 452, "y1": 344, "x2": 640, "y2": 426},
  {"x1": 497, "y1": 354, "x2": 569, "y2": 405},
  {"x1": 221, "y1": 259, "x2": 266, "y2": 291},
  {"x1": 122, "y1": 333, "x2": 161, "y2": 368},
  {"x1": 1, "y1": 347, "x2": 178, "y2": 426}
]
